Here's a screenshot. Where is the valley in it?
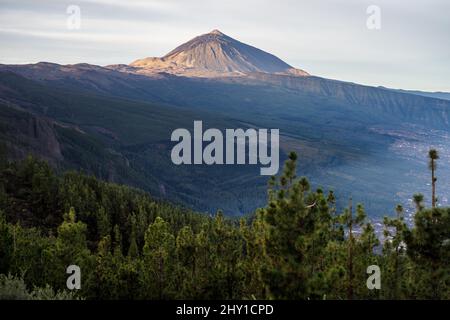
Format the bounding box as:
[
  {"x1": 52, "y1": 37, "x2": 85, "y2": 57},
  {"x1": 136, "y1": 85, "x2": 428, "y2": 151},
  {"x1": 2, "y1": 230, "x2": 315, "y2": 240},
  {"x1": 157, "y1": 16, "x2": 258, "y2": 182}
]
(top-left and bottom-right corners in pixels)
[{"x1": 0, "y1": 30, "x2": 449, "y2": 220}]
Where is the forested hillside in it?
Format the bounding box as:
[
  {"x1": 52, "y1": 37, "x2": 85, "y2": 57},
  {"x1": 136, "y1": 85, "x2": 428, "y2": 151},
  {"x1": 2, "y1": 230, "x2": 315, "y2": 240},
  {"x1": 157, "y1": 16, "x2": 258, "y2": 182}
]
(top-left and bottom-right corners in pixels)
[{"x1": 0, "y1": 153, "x2": 448, "y2": 299}]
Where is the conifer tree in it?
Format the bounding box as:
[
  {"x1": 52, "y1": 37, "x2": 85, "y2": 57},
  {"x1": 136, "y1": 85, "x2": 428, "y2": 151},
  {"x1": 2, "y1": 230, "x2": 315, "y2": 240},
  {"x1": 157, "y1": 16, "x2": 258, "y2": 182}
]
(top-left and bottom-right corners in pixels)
[
  {"x1": 127, "y1": 231, "x2": 139, "y2": 260},
  {"x1": 413, "y1": 193, "x2": 424, "y2": 213},
  {"x1": 261, "y1": 152, "x2": 321, "y2": 299},
  {"x1": 0, "y1": 211, "x2": 13, "y2": 274},
  {"x1": 175, "y1": 225, "x2": 197, "y2": 298},
  {"x1": 340, "y1": 200, "x2": 366, "y2": 299},
  {"x1": 143, "y1": 216, "x2": 175, "y2": 299},
  {"x1": 428, "y1": 149, "x2": 439, "y2": 208},
  {"x1": 382, "y1": 204, "x2": 407, "y2": 299},
  {"x1": 404, "y1": 207, "x2": 450, "y2": 299},
  {"x1": 239, "y1": 215, "x2": 267, "y2": 299},
  {"x1": 52, "y1": 207, "x2": 92, "y2": 295}
]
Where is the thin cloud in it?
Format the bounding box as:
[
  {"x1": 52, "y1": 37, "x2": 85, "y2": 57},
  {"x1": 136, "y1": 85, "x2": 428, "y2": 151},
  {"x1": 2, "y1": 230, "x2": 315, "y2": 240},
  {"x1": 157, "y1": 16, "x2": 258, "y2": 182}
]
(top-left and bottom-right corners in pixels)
[{"x1": 0, "y1": 0, "x2": 448, "y2": 91}]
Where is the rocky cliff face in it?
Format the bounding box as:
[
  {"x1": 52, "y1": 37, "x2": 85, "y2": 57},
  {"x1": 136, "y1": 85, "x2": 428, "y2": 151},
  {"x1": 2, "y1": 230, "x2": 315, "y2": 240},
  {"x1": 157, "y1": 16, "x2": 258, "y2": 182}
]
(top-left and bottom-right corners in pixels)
[{"x1": 0, "y1": 104, "x2": 62, "y2": 165}]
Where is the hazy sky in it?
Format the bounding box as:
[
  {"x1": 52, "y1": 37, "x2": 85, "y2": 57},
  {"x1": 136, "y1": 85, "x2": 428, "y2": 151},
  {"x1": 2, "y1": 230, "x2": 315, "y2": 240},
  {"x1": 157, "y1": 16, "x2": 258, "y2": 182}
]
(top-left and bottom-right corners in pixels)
[{"x1": 0, "y1": 0, "x2": 449, "y2": 91}]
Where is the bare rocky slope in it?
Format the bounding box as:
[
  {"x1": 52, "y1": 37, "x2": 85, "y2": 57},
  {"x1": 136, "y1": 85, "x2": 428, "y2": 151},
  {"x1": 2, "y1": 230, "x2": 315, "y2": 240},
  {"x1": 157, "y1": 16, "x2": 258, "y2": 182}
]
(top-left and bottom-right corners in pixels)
[{"x1": 118, "y1": 29, "x2": 309, "y2": 77}]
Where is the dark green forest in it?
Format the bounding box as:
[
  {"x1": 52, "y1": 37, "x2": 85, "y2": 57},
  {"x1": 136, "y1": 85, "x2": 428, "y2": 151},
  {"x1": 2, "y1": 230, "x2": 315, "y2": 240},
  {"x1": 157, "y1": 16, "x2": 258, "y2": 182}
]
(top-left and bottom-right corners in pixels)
[{"x1": 0, "y1": 151, "x2": 448, "y2": 300}]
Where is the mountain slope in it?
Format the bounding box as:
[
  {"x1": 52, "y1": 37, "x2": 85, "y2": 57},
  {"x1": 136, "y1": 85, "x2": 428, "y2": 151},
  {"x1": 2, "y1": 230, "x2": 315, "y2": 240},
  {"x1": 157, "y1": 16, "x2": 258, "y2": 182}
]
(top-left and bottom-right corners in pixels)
[
  {"x1": 125, "y1": 30, "x2": 309, "y2": 77},
  {"x1": 2, "y1": 62, "x2": 450, "y2": 129},
  {"x1": 388, "y1": 88, "x2": 450, "y2": 101},
  {"x1": 0, "y1": 71, "x2": 268, "y2": 214},
  {"x1": 1, "y1": 31, "x2": 450, "y2": 217}
]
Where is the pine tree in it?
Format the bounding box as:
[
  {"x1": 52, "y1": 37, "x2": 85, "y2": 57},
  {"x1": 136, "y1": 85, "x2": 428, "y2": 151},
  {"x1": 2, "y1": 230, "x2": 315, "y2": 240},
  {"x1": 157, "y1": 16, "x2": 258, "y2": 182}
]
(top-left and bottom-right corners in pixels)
[
  {"x1": 428, "y1": 149, "x2": 439, "y2": 208},
  {"x1": 239, "y1": 215, "x2": 267, "y2": 299},
  {"x1": 56, "y1": 207, "x2": 89, "y2": 263},
  {"x1": 97, "y1": 206, "x2": 110, "y2": 239},
  {"x1": 175, "y1": 225, "x2": 197, "y2": 298},
  {"x1": 0, "y1": 211, "x2": 13, "y2": 274},
  {"x1": 340, "y1": 200, "x2": 366, "y2": 299},
  {"x1": 143, "y1": 216, "x2": 175, "y2": 299},
  {"x1": 413, "y1": 193, "x2": 424, "y2": 213},
  {"x1": 261, "y1": 152, "x2": 328, "y2": 299},
  {"x1": 404, "y1": 207, "x2": 450, "y2": 299},
  {"x1": 91, "y1": 235, "x2": 119, "y2": 299},
  {"x1": 382, "y1": 204, "x2": 409, "y2": 299},
  {"x1": 113, "y1": 224, "x2": 122, "y2": 258},
  {"x1": 53, "y1": 207, "x2": 92, "y2": 294},
  {"x1": 127, "y1": 220, "x2": 139, "y2": 260}
]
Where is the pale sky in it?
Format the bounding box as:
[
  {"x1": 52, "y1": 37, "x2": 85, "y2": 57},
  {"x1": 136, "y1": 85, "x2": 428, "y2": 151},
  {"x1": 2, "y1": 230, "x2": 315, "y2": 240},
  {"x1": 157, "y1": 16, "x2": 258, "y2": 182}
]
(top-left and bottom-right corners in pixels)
[{"x1": 0, "y1": 0, "x2": 449, "y2": 91}]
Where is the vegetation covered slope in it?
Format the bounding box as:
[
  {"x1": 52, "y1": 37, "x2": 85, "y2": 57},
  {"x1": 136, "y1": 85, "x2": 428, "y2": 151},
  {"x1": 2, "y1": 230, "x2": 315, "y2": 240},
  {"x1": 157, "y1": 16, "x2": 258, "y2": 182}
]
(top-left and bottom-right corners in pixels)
[
  {"x1": 0, "y1": 154, "x2": 448, "y2": 299},
  {"x1": 0, "y1": 71, "x2": 267, "y2": 214},
  {"x1": 3, "y1": 69, "x2": 450, "y2": 217}
]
